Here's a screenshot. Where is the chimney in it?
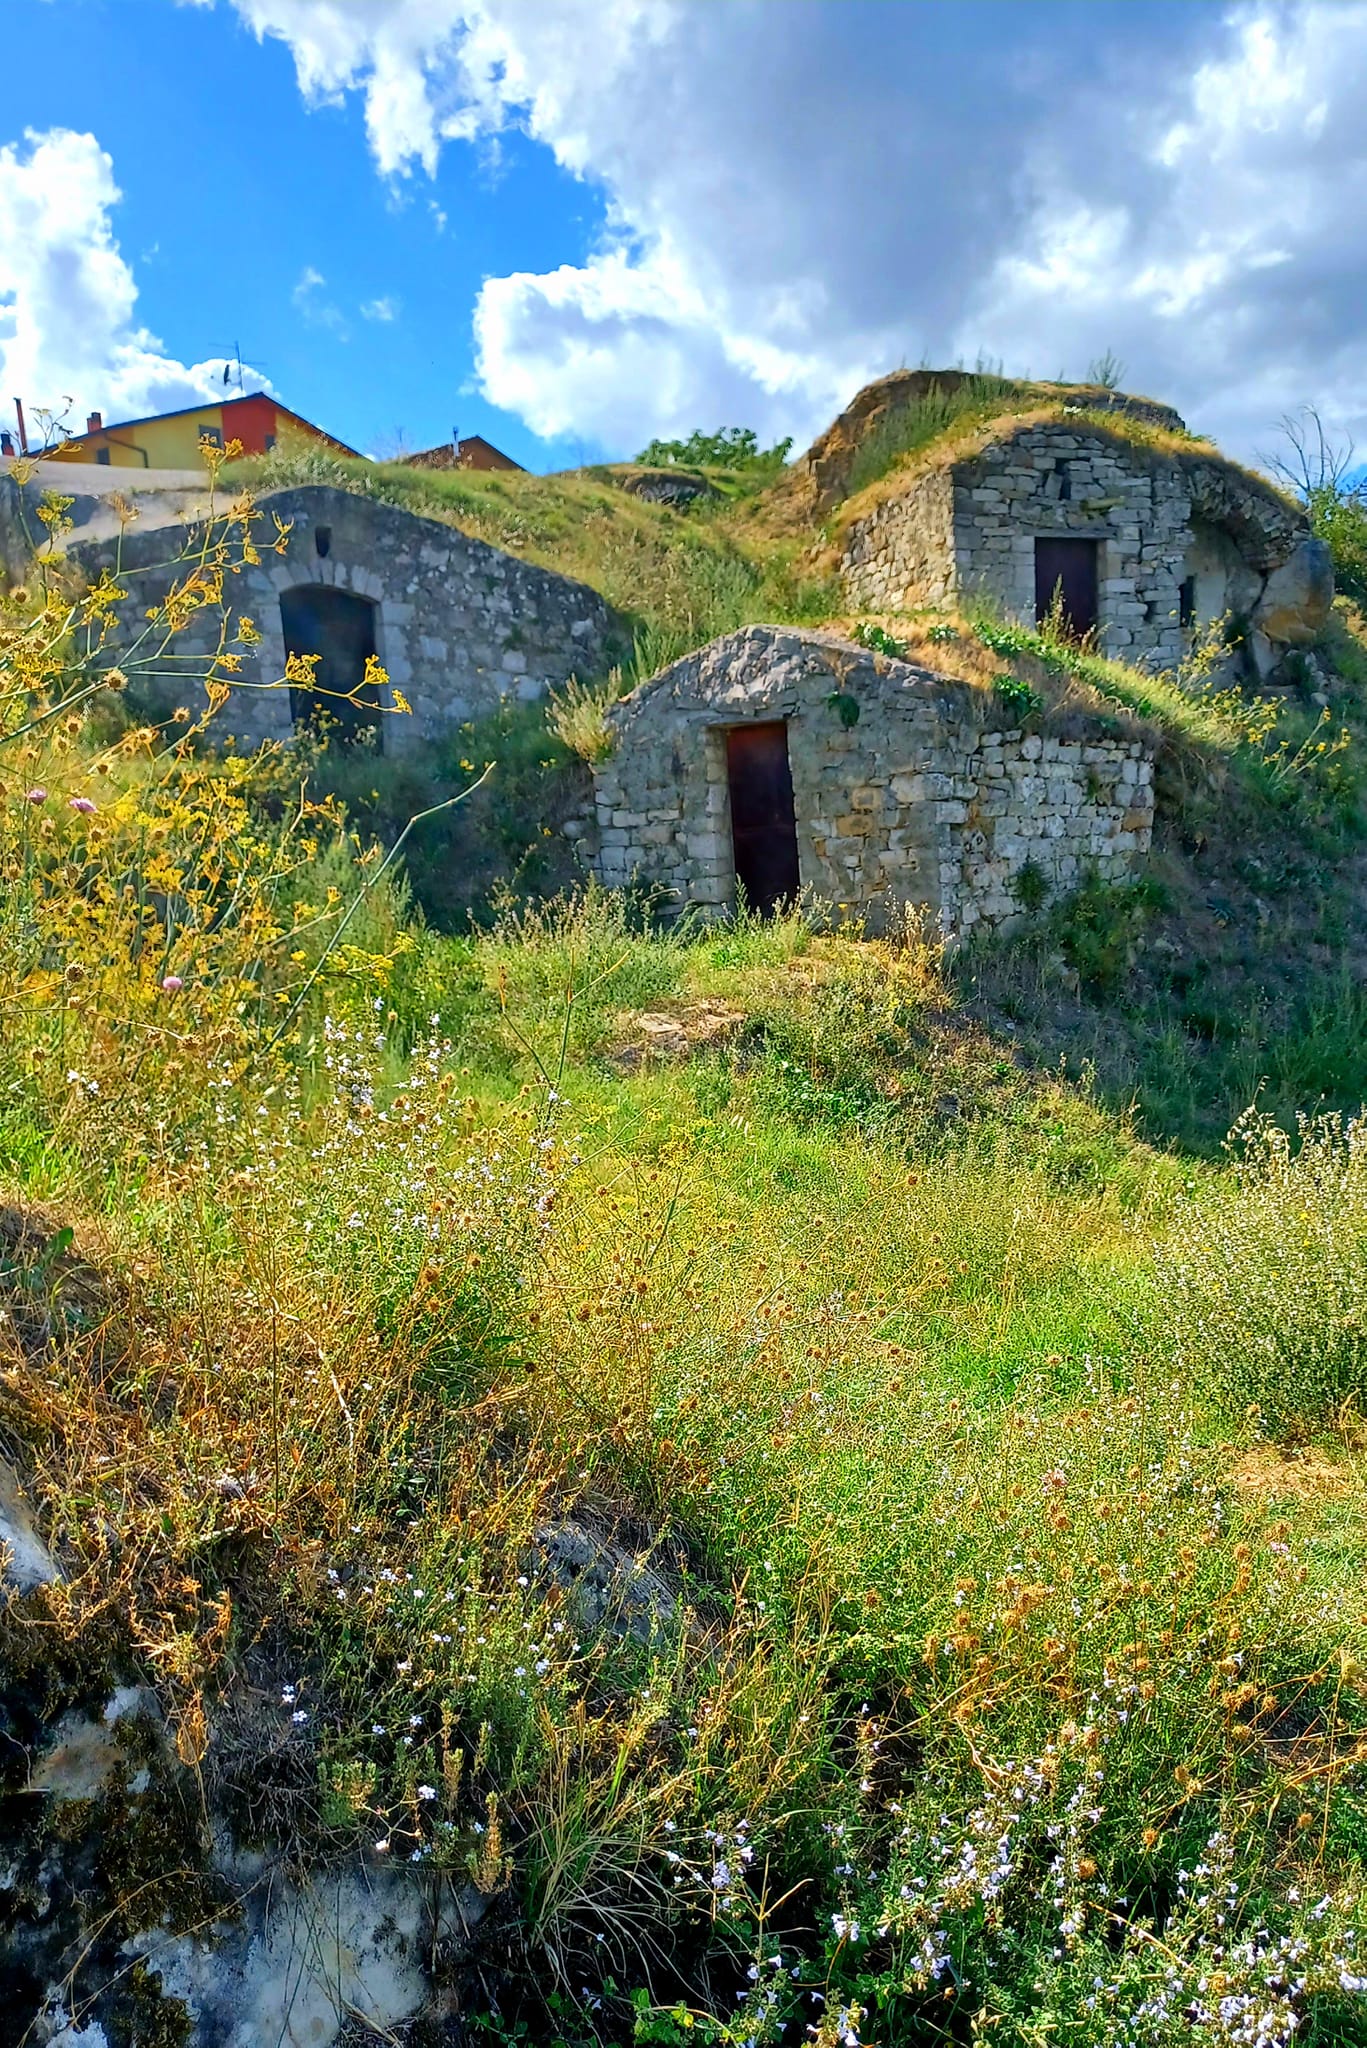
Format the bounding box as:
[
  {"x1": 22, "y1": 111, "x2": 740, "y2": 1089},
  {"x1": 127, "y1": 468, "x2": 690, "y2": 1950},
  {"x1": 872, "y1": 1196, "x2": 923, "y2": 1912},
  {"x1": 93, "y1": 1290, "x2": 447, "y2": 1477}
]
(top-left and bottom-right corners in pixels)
[
  {"x1": 87, "y1": 411, "x2": 103, "y2": 434},
  {"x1": 1, "y1": 431, "x2": 13, "y2": 458}
]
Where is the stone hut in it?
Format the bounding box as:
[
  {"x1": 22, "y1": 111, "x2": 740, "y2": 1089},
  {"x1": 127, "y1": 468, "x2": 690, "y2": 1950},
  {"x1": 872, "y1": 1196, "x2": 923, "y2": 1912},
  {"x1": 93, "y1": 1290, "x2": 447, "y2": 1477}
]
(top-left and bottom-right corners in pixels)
[
  {"x1": 839, "y1": 411, "x2": 1332, "y2": 678},
  {"x1": 591, "y1": 626, "x2": 1154, "y2": 936},
  {"x1": 73, "y1": 483, "x2": 616, "y2": 753}
]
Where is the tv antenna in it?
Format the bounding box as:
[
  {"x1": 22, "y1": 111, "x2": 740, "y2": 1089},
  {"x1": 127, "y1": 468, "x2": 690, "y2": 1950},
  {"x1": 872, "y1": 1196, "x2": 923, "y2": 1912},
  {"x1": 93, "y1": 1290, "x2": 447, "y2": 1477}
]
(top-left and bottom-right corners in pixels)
[{"x1": 221, "y1": 344, "x2": 268, "y2": 394}]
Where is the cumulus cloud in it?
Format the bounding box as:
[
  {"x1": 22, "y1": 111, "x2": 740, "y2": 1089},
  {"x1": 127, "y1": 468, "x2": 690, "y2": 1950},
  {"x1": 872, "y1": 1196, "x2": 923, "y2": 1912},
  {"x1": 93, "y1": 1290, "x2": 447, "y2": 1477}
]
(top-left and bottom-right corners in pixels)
[
  {"x1": 360, "y1": 295, "x2": 399, "y2": 322},
  {"x1": 193, "y1": 2, "x2": 1367, "y2": 461},
  {"x1": 0, "y1": 126, "x2": 267, "y2": 437}
]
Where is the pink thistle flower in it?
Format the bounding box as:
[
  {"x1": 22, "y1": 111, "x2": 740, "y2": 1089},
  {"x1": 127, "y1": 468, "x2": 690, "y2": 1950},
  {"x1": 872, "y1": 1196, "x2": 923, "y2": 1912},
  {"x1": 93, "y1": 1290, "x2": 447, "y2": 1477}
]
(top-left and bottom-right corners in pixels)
[
  {"x1": 25, "y1": 787, "x2": 47, "y2": 804},
  {"x1": 161, "y1": 974, "x2": 184, "y2": 993},
  {"x1": 68, "y1": 796, "x2": 96, "y2": 815}
]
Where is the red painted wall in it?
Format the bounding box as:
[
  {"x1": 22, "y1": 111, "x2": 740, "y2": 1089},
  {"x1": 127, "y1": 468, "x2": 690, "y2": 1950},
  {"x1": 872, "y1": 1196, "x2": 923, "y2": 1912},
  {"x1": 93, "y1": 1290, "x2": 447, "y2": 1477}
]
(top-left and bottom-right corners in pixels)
[{"x1": 221, "y1": 394, "x2": 281, "y2": 456}]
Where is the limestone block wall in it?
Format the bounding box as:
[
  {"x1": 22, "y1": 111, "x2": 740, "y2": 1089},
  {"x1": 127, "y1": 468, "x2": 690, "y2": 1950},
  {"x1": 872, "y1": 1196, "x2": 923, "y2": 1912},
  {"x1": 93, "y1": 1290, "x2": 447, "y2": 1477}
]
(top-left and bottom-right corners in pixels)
[
  {"x1": 592, "y1": 626, "x2": 1154, "y2": 936},
  {"x1": 840, "y1": 468, "x2": 957, "y2": 611},
  {"x1": 73, "y1": 485, "x2": 616, "y2": 753},
  {"x1": 843, "y1": 426, "x2": 1193, "y2": 667}
]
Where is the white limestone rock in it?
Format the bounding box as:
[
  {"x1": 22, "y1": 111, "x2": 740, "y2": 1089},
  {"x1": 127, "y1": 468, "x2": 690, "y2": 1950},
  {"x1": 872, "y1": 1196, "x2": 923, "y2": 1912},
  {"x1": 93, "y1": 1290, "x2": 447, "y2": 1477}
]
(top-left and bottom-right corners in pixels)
[{"x1": 0, "y1": 1455, "x2": 60, "y2": 1594}]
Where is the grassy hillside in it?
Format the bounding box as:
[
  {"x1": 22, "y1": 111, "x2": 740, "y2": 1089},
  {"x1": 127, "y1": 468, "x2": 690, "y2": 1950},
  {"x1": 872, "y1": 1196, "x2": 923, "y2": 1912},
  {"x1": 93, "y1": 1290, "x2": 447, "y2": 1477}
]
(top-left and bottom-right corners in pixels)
[
  {"x1": 228, "y1": 430, "x2": 1367, "y2": 1160},
  {"x1": 2, "y1": 513, "x2": 1367, "y2": 2045},
  {"x1": 225, "y1": 443, "x2": 838, "y2": 678}
]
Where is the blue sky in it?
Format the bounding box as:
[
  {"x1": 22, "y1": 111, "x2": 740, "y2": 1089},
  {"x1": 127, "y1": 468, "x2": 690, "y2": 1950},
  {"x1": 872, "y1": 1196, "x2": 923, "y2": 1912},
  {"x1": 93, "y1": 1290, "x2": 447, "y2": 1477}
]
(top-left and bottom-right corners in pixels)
[
  {"x1": 7, "y1": 0, "x2": 607, "y2": 465},
  {"x1": 5, "y1": 1, "x2": 1367, "y2": 473}
]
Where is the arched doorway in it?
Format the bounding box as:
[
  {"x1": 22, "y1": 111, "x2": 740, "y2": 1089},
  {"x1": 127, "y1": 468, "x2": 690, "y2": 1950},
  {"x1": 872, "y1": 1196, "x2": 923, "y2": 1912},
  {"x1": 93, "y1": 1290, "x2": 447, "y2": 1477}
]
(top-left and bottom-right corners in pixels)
[{"x1": 280, "y1": 586, "x2": 382, "y2": 749}]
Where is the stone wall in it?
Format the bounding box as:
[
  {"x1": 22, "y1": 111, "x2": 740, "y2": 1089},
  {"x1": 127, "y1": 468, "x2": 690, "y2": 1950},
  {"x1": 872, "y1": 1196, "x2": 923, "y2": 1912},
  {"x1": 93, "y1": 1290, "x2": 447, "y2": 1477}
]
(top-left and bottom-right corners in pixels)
[
  {"x1": 1182, "y1": 458, "x2": 1305, "y2": 573},
  {"x1": 72, "y1": 484, "x2": 617, "y2": 752},
  {"x1": 840, "y1": 425, "x2": 1316, "y2": 673},
  {"x1": 841, "y1": 467, "x2": 957, "y2": 611},
  {"x1": 844, "y1": 424, "x2": 1193, "y2": 666},
  {"x1": 592, "y1": 626, "x2": 1154, "y2": 936}
]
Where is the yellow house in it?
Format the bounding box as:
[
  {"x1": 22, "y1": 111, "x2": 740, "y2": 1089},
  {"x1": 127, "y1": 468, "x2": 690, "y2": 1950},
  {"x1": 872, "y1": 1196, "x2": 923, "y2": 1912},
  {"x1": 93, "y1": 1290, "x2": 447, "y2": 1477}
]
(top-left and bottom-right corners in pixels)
[{"x1": 38, "y1": 394, "x2": 359, "y2": 471}]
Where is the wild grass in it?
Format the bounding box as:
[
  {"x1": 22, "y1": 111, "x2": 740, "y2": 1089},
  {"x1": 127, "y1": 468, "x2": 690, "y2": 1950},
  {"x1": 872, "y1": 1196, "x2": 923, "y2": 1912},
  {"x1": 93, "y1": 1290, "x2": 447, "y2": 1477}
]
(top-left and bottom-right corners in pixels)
[
  {"x1": 843, "y1": 373, "x2": 1021, "y2": 498},
  {"x1": 5, "y1": 893, "x2": 1366, "y2": 2041},
  {"x1": 224, "y1": 446, "x2": 839, "y2": 679},
  {"x1": 548, "y1": 672, "x2": 621, "y2": 764},
  {"x1": 2, "y1": 478, "x2": 1367, "y2": 2047},
  {"x1": 835, "y1": 396, "x2": 1298, "y2": 537},
  {"x1": 1152, "y1": 1108, "x2": 1367, "y2": 1428}
]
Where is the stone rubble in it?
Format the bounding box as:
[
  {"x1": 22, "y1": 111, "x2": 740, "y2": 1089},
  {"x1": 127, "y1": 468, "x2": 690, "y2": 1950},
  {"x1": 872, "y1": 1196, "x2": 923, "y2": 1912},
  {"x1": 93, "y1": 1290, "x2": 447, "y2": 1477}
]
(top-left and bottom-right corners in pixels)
[{"x1": 0, "y1": 1455, "x2": 60, "y2": 1594}]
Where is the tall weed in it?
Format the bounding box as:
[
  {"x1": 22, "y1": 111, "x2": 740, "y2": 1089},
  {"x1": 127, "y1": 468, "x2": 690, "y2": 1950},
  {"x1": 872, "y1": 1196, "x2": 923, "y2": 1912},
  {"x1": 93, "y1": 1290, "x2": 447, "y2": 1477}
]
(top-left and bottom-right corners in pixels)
[{"x1": 1151, "y1": 1107, "x2": 1367, "y2": 1425}]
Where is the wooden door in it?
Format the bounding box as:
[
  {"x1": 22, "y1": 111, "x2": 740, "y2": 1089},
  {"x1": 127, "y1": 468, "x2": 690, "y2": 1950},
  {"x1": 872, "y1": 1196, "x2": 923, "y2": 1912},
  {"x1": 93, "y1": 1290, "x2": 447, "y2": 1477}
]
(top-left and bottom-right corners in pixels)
[
  {"x1": 1034, "y1": 537, "x2": 1099, "y2": 637},
  {"x1": 726, "y1": 722, "x2": 800, "y2": 915}
]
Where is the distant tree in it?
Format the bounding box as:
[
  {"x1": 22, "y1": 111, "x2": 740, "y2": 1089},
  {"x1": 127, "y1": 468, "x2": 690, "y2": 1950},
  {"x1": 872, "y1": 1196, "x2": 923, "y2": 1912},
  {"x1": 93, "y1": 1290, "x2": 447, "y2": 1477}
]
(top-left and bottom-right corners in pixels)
[
  {"x1": 1266, "y1": 406, "x2": 1367, "y2": 608},
  {"x1": 634, "y1": 426, "x2": 793, "y2": 473}
]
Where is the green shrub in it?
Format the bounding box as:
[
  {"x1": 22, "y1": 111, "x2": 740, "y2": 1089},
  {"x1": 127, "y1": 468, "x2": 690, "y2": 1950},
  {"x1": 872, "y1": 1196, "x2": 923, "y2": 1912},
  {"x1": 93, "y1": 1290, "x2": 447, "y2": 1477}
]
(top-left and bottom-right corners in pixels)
[
  {"x1": 1309, "y1": 483, "x2": 1367, "y2": 609},
  {"x1": 1011, "y1": 857, "x2": 1050, "y2": 913},
  {"x1": 851, "y1": 620, "x2": 906, "y2": 659},
  {"x1": 633, "y1": 426, "x2": 792, "y2": 473},
  {"x1": 1152, "y1": 1107, "x2": 1367, "y2": 1425},
  {"x1": 993, "y1": 671, "x2": 1043, "y2": 721},
  {"x1": 1050, "y1": 872, "x2": 1161, "y2": 993}
]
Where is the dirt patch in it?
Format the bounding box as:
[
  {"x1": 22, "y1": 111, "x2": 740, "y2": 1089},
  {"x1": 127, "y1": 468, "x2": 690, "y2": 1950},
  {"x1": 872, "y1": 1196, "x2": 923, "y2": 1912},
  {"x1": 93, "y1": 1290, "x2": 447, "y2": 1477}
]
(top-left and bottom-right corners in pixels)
[
  {"x1": 1229, "y1": 1442, "x2": 1358, "y2": 1502},
  {"x1": 611, "y1": 1000, "x2": 746, "y2": 1070}
]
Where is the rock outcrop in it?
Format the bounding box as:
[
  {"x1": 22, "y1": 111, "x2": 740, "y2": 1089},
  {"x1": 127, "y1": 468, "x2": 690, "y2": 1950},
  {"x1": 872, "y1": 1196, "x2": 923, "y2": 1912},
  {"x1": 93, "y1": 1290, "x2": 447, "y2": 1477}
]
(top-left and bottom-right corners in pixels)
[
  {"x1": 1253, "y1": 536, "x2": 1335, "y2": 648},
  {"x1": 616, "y1": 467, "x2": 719, "y2": 508}
]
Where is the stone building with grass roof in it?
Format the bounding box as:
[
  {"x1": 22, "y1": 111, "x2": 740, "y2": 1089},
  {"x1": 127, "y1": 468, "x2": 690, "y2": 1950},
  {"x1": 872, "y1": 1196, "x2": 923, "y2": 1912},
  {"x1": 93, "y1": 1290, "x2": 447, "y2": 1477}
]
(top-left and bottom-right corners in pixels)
[
  {"x1": 828, "y1": 378, "x2": 1332, "y2": 680},
  {"x1": 63, "y1": 482, "x2": 618, "y2": 755},
  {"x1": 591, "y1": 624, "x2": 1154, "y2": 936}
]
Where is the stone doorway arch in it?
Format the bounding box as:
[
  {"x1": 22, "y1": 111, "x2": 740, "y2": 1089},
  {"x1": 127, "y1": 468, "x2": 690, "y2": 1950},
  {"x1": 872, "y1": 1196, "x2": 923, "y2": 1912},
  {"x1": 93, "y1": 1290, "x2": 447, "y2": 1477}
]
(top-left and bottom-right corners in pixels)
[{"x1": 280, "y1": 584, "x2": 382, "y2": 749}]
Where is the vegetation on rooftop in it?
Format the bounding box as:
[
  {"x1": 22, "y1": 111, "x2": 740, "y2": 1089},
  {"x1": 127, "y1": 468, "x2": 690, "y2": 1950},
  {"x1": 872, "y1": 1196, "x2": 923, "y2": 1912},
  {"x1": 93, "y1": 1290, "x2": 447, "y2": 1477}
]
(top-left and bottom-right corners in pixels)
[
  {"x1": 832, "y1": 397, "x2": 1296, "y2": 541},
  {"x1": 224, "y1": 442, "x2": 836, "y2": 684}
]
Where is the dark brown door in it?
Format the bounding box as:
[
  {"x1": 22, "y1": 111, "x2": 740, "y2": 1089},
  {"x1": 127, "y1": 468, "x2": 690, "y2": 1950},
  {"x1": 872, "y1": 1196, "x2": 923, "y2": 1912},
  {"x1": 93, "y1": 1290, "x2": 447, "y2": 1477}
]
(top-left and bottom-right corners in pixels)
[
  {"x1": 1034, "y1": 538, "x2": 1099, "y2": 637},
  {"x1": 281, "y1": 586, "x2": 381, "y2": 748},
  {"x1": 726, "y1": 722, "x2": 800, "y2": 916}
]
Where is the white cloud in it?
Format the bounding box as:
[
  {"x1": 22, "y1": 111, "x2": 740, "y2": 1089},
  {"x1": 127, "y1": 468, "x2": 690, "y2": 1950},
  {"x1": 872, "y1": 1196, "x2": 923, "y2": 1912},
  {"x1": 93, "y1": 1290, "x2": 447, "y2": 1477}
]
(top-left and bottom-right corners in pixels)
[
  {"x1": 192, "y1": 2, "x2": 1367, "y2": 462},
  {"x1": 0, "y1": 126, "x2": 267, "y2": 438},
  {"x1": 360, "y1": 294, "x2": 399, "y2": 322},
  {"x1": 292, "y1": 264, "x2": 349, "y2": 335},
  {"x1": 184, "y1": 0, "x2": 477, "y2": 177},
  {"x1": 967, "y1": 5, "x2": 1367, "y2": 459}
]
